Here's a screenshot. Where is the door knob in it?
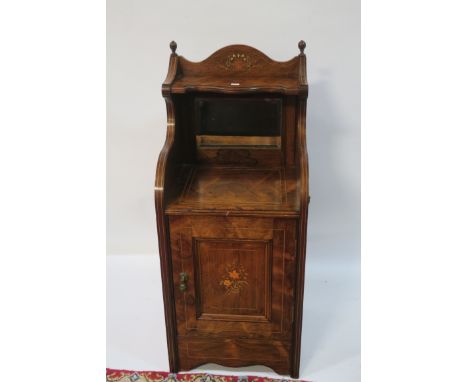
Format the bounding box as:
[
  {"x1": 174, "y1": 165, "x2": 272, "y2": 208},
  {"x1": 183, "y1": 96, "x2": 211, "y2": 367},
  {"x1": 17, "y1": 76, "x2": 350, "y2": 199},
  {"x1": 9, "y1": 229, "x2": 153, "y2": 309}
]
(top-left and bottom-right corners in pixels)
[{"x1": 179, "y1": 272, "x2": 188, "y2": 292}]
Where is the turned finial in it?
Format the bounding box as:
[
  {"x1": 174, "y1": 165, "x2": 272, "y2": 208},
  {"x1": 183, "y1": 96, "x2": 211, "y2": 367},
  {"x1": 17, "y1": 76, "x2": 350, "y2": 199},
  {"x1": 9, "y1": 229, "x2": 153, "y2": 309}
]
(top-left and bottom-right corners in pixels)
[
  {"x1": 170, "y1": 41, "x2": 177, "y2": 54},
  {"x1": 298, "y1": 40, "x2": 306, "y2": 55}
]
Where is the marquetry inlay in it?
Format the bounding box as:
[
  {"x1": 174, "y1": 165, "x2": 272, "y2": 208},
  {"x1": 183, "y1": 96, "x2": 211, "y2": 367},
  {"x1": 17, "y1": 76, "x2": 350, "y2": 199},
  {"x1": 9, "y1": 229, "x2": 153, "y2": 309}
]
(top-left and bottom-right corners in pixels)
[
  {"x1": 224, "y1": 53, "x2": 253, "y2": 70},
  {"x1": 178, "y1": 167, "x2": 286, "y2": 207},
  {"x1": 219, "y1": 263, "x2": 248, "y2": 295}
]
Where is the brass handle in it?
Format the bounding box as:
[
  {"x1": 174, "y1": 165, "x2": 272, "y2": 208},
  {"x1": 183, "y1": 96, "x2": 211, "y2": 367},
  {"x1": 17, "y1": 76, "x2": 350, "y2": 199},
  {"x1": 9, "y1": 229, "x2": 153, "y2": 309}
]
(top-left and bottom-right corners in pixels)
[{"x1": 179, "y1": 272, "x2": 188, "y2": 292}]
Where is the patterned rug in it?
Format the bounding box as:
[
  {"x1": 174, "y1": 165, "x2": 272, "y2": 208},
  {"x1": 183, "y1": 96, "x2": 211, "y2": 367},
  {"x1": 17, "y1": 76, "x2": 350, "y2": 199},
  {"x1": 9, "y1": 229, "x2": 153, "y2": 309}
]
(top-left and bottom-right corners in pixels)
[{"x1": 106, "y1": 369, "x2": 300, "y2": 382}]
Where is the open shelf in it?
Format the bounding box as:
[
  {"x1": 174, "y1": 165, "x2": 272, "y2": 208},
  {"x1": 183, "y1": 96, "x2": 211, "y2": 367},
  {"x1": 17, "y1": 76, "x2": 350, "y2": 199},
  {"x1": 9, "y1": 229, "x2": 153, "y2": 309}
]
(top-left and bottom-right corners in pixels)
[
  {"x1": 171, "y1": 76, "x2": 303, "y2": 95},
  {"x1": 165, "y1": 165, "x2": 300, "y2": 216}
]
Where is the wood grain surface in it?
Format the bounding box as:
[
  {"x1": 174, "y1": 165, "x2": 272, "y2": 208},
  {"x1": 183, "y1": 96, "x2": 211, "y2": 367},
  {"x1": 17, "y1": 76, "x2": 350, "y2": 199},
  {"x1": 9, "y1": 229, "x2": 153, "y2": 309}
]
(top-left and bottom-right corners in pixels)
[{"x1": 155, "y1": 41, "x2": 309, "y2": 378}]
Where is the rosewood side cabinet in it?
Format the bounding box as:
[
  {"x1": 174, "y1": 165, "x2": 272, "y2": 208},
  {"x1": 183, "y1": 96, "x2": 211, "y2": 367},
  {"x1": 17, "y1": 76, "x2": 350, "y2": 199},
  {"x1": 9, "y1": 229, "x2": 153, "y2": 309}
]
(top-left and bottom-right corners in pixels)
[{"x1": 155, "y1": 41, "x2": 309, "y2": 378}]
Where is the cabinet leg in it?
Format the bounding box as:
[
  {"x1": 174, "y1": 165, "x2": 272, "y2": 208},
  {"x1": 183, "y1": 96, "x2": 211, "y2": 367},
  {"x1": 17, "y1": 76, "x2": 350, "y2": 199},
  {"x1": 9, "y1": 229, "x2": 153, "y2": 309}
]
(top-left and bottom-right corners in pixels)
[{"x1": 290, "y1": 362, "x2": 300, "y2": 379}]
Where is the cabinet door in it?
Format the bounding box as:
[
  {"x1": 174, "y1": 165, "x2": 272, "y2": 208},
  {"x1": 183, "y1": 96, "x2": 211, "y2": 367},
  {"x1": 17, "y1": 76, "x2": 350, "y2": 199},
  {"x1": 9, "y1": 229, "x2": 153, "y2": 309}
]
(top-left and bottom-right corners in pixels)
[{"x1": 168, "y1": 216, "x2": 296, "y2": 340}]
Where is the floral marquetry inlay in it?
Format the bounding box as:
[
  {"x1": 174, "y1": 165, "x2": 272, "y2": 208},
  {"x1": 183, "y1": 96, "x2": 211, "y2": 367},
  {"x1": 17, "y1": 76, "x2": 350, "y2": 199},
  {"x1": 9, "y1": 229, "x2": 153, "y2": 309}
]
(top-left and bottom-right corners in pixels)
[
  {"x1": 220, "y1": 263, "x2": 248, "y2": 295},
  {"x1": 224, "y1": 53, "x2": 253, "y2": 70}
]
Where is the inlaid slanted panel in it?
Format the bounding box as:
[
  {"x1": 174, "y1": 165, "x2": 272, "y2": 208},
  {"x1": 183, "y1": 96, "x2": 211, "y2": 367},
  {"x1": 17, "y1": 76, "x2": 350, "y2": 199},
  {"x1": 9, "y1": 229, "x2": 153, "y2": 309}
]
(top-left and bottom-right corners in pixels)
[
  {"x1": 194, "y1": 238, "x2": 272, "y2": 322},
  {"x1": 165, "y1": 165, "x2": 301, "y2": 215},
  {"x1": 182, "y1": 167, "x2": 284, "y2": 206}
]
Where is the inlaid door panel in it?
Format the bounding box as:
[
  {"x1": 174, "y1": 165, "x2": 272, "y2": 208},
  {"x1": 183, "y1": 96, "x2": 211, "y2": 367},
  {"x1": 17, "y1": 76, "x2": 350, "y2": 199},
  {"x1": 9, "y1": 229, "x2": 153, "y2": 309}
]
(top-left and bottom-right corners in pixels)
[
  {"x1": 169, "y1": 215, "x2": 297, "y2": 340},
  {"x1": 194, "y1": 238, "x2": 272, "y2": 322}
]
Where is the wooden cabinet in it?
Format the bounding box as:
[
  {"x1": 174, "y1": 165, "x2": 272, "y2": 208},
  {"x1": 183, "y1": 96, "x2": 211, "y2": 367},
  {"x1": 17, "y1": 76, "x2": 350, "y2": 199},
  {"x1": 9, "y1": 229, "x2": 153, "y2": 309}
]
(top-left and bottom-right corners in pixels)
[{"x1": 155, "y1": 41, "x2": 309, "y2": 378}]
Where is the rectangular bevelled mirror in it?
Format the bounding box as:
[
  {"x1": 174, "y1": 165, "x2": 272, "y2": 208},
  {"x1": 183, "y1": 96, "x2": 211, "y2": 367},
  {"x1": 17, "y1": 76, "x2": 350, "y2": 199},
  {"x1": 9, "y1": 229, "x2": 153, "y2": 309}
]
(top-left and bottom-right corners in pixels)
[{"x1": 194, "y1": 97, "x2": 282, "y2": 148}]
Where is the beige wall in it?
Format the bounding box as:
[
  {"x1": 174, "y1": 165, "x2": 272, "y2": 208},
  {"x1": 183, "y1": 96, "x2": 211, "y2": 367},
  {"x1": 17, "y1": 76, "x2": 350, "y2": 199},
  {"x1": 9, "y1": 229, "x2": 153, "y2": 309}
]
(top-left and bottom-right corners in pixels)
[{"x1": 107, "y1": 0, "x2": 360, "y2": 255}]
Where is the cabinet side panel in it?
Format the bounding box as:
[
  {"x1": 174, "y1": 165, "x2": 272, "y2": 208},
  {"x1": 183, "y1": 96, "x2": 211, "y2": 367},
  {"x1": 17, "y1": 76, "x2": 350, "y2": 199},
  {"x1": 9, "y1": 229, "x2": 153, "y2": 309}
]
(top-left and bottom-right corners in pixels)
[
  {"x1": 155, "y1": 52, "x2": 180, "y2": 371},
  {"x1": 291, "y1": 92, "x2": 309, "y2": 378}
]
